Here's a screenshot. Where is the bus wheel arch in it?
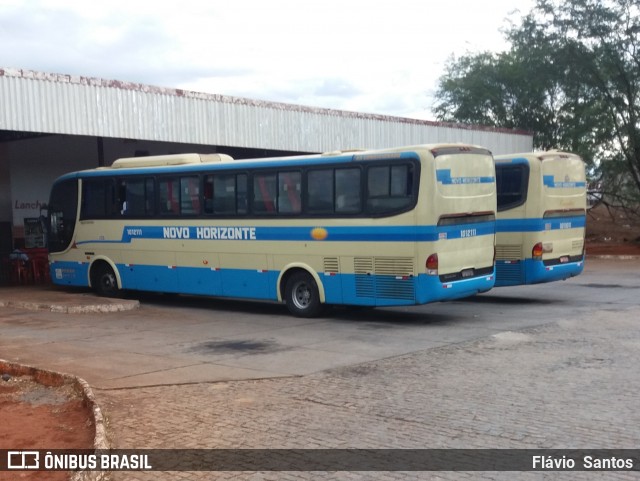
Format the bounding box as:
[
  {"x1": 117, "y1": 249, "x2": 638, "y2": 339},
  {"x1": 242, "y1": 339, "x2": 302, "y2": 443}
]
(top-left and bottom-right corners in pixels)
[
  {"x1": 89, "y1": 259, "x2": 122, "y2": 297},
  {"x1": 278, "y1": 266, "x2": 325, "y2": 318}
]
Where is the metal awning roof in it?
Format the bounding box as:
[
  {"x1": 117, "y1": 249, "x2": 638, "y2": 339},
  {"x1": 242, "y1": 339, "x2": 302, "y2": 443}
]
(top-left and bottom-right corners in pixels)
[{"x1": 0, "y1": 67, "x2": 533, "y2": 154}]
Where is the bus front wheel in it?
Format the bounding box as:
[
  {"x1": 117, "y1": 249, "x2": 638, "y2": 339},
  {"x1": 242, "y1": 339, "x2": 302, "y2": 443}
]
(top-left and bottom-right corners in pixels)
[
  {"x1": 92, "y1": 263, "x2": 120, "y2": 297},
  {"x1": 284, "y1": 271, "x2": 323, "y2": 318}
]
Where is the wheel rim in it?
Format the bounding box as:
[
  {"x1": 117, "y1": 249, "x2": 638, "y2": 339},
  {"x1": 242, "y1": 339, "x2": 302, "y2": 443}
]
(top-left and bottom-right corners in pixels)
[
  {"x1": 292, "y1": 281, "x2": 312, "y2": 310},
  {"x1": 101, "y1": 272, "x2": 116, "y2": 292}
]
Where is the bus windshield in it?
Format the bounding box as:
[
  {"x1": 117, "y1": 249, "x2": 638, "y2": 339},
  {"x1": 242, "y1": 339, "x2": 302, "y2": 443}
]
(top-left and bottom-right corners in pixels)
[{"x1": 47, "y1": 178, "x2": 78, "y2": 253}]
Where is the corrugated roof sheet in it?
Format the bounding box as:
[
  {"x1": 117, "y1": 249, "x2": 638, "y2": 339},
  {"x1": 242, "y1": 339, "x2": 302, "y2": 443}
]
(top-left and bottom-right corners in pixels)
[{"x1": 0, "y1": 67, "x2": 533, "y2": 154}]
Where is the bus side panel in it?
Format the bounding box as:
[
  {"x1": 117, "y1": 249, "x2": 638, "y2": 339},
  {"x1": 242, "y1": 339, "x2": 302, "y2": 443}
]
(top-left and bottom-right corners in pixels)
[
  {"x1": 174, "y1": 266, "x2": 221, "y2": 296},
  {"x1": 495, "y1": 239, "x2": 525, "y2": 286},
  {"x1": 122, "y1": 264, "x2": 178, "y2": 292},
  {"x1": 50, "y1": 260, "x2": 90, "y2": 287},
  {"x1": 336, "y1": 274, "x2": 414, "y2": 307},
  {"x1": 176, "y1": 252, "x2": 222, "y2": 295},
  {"x1": 323, "y1": 272, "x2": 495, "y2": 306},
  {"x1": 495, "y1": 195, "x2": 526, "y2": 286},
  {"x1": 319, "y1": 273, "x2": 344, "y2": 305},
  {"x1": 220, "y1": 254, "x2": 272, "y2": 299},
  {"x1": 121, "y1": 248, "x2": 178, "y2": 292},
  {"x1": 336, "y1": 253, "x2": 416, "y2": 307}
]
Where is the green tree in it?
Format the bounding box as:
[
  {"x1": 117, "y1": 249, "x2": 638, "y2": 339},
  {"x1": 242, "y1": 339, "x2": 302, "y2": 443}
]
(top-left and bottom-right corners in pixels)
[{"x1": 434, "y1": 0, "x2": 640, "y2": 212}]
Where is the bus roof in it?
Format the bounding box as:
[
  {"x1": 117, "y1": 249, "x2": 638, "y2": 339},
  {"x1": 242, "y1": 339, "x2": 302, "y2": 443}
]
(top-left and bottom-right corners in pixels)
[
  {"x1": 494, "y1": 150, "x2": 583, "y2": 164},
  {"x1": 111, "y1": 153, "x2": 234, "y2": 168},
  {"x1": 54, "y1": 143, "x2": 493, "y2": 181}
]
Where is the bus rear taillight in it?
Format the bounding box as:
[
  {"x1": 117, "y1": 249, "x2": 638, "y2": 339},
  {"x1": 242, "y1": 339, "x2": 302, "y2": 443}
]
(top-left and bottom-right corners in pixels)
[
  {"x1": 426, "y1": 254, "x2": 439, "y2": 275},
  {"x1": 532, "y1": 242, "x2": 543, "y2": 260}
]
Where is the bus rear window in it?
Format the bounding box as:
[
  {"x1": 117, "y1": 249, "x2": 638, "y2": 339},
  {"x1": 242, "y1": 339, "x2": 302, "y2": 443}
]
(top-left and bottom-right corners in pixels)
[
  {"x1": 438, "y1": 213, "x2": 495, "y2": 226},
  {"x1": 543, "y1": 209, "x2": 586, "y2": 218}
]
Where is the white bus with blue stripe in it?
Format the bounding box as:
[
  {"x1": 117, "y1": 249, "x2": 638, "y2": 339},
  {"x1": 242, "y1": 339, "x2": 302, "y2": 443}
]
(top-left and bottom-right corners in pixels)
[
  {"x1": 494, "y1": 151, "x2": 586, "y2": 287},
  {"x1": 47, "y1": 144, "x2": 497, "y2": 317}
]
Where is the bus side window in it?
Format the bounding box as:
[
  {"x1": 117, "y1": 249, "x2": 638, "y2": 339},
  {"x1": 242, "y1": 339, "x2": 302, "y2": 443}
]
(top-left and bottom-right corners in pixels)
[
  {"x1": 213, "y1": 174, "x2": 236, "y2": 214},
  {"x1": 121, "y1": 178, "x2": 146, "y2": 217},
  {"x1": 366, "y1": 164, "x2": 413, "y2": 214},
  {"x1": 145, "y1": 178, "x2": 155, "y2": 215},
  {"x1": 122, "y1": 177, "x2": 155, "y2": 217},
  {"x1": 81, "y1": 178, "x2": 114, "y2": 219},
  {"x1": 253, "y1": 173, "x2": 277, "y2": 214},
  {"x1": 307, "y1": 169, "x2": 334, "y2": 213},
  {"x1": 237, "y1": 174, "x2": 248, "y2": 214},
  {"x1": 278, "y1": 171, "x2": 301, "y2": 214},
  {"x1": 204, "y1": 174, "x2": 248, "y2": 216},
  {"x1": 159, "y1": 178, "x2": 180, "y2": 215},
  {"x1": 117, "y1": 180, "x2": 127, "y2": 215},
  {"x1": 335, "y1": 168, "x2": 361, "y2": 213},
  {"x1": 496, "y1": 165, "x2": 528, "y2": 211},
  {"x1": 180, "y1": 176, "x2": 200, "y2": 215},
  {"x1": 203, "y1": 176, "x2": 214, "y2": 214}
]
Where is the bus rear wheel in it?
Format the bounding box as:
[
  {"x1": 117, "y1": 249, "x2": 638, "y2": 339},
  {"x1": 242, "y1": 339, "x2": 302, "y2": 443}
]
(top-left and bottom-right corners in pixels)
[
  {"x1": 284, "y1": 271, "x2": 323, "y2": 318},
  {"x1": 92, "y1": 263, "x2": 120, "y2": 297}
]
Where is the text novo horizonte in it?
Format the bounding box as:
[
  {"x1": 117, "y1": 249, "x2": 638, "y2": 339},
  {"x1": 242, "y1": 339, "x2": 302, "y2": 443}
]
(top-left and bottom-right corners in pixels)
[{"x1": 162, "y1": 226, "x2": 257, "y2": 240}]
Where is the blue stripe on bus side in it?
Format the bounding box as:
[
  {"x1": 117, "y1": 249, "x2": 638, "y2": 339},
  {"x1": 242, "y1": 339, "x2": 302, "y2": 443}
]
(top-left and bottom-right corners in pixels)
[
  {"x1": 50, "y1": 261, "x2": 496, "y2": 306},
  {"x1": 74, "y1": 222, "x2": 496, "y2": 246},
  {"x1": 496, "y1": 216, "x2": 585, "y2": 233}
]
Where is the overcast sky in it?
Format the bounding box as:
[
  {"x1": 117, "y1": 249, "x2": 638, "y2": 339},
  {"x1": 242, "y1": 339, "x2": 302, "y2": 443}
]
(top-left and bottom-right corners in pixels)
[{"x1": 0, "y1": 0, "x2": 533, "y2": 120}]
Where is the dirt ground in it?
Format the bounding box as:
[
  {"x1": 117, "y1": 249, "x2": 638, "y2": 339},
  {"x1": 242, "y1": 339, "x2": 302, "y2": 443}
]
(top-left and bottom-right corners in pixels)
[
  {"x1": 0, "y1": 375, "x2": 95, "y2": 481},
  {"x1": 586, "y1": 205, "x2": 640, "y2": 256},
  {"x1": 0, "y1": 205, "x2": 637, "y2": 480}
]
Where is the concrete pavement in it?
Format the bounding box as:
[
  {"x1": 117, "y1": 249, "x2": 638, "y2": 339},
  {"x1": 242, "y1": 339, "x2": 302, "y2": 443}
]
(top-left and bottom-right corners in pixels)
[{"x1": 0, "y1": 285, "x2": 139, "y2": 313}]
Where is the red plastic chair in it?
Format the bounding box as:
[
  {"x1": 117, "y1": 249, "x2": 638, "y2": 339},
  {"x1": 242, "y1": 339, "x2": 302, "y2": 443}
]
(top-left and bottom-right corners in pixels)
[
  {"x1": 10, "y1": 259, "x2": 32, "y2": 285},
  {"x1": 31, "y1": 256, "x2": 50, "y2": 284}
]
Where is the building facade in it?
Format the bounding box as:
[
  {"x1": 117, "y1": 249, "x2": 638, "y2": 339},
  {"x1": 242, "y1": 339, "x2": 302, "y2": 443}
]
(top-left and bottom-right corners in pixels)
[{"x1": 0, "y1": 67, "x2": 534, "y2": 250}]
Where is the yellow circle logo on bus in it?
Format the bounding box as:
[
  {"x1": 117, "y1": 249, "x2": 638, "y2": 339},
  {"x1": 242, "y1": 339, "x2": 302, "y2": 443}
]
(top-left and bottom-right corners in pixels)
[{"x1": 311, "y1": 227, "x2": 328, "y2": 240}]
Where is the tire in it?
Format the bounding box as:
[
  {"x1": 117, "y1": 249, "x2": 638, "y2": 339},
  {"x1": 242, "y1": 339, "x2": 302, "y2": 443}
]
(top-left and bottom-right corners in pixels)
[
  {"x1": 284, "y1": 271, "x2": 323, "y2": 318},
  {"x1": 92, "y1": 263, "x2": 120, "y2": 297}
]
